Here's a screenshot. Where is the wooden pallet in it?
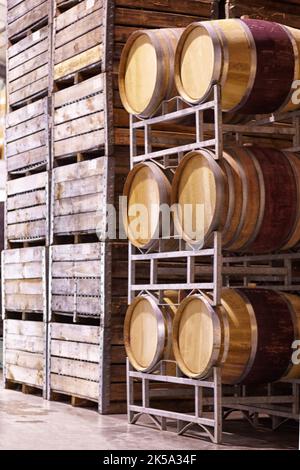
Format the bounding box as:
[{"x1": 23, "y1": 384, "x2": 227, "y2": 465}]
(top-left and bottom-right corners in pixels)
[
  {"x1": 5, "y1": 172, "x2": 49, "y2": 247},
  {"x1": 7, "y1": 0, "x2": 51, "y2": 43},
  {"x1": 3, "y1": 319, "x2": 47, "y2": 398},
  {"x1": 49, "y1": 242, "x2": 128, "y2": 322},
  {"x1": 51, "y1": 157, "x2": 112, "y2": 241},
  {"x1": 2, "y1": 247, "x2": 47, "y2": 320},
  {"x1": 53, "y1": 0, "x2": 105, "y2": 83},
  {"x1": 52, "y1": 74, "x2": 112, "y2": 162},
  {"x1": 6, "y1": 98, "x2": 50, "y2": 174},
  {"x1": 47, "y1": 322, "x2": 127, "y2": 413},
  {"x1": 7, "y1": 26, "x2": 50, "y2": 109}
]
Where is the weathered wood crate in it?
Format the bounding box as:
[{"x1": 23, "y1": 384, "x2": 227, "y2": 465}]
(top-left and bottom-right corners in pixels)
[
  {"x1": 7, "y1": 26, "x2": 50, "y2": 108},
  {"x1": 2, "y1": 247, "x2": 47, "y2": 320},
  {"x1": 51, "y1": 157, "x2": 111, "y2": 241},
  {"x1": 47, "y1": 322, "x2": 126, "y2": 413},
  {"x1": 6, "y1": 172, "x2": 49, "y2": 247},
  {"x1": 53, "y1": 0, "x2": 106, "y2": 83},
  {"x1": 6, "y1": 98, "x2": 50, "y2": 174},
  {"x1": 7, "y1": 0, "x2": 50, "y2": 42},
  {"x1": 225, "y1": 0, "x2": 300, "y2": 29},
  {"x1": 49, "y1": 242, "x2": 128, "y2": 323},
  {"x1": 52, "y1": 74, "x2": 111, "y2": 162},
  {"x1": 113, "y1": 0, "x2": 218, "y2": 71},
  {"x1": 3, "y1": 319, "x2": 47, "y2": 397}
]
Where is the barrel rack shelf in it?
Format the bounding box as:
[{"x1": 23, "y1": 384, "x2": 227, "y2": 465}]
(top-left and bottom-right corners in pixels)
[{"x1": 127, "y1": 84, "x2": 300, "y2": 444}]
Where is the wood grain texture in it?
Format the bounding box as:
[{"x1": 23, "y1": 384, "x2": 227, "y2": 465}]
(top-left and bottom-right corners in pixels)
[
  {"x1": 119, "y1": 28, "x2": 183, "y2": 117},
  {"x1": 124, "y1": 293, "x2": 178, "y2": 371},
  {"x1": 239, "y1": 19, "x2": 295, "y2": 114},
  {"x1": 245, "y1": 147, "x2": 297, "y2": 253}
]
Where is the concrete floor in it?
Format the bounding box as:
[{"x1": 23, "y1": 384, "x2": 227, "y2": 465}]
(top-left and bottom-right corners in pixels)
[{"x1": 0, "y1": 384, "x2": 298, "y2": 450}]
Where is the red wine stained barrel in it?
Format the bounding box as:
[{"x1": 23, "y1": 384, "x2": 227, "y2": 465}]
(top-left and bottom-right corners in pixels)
[
  {"x1": 239, "y1": 19, "x2": 295, "y2": 114},
  {"x1": 244, "y1": 147, "x2": 298, "y2": 253},
  {"x1": 237, "y1": 289, "x2": 295, "y2": 384}
]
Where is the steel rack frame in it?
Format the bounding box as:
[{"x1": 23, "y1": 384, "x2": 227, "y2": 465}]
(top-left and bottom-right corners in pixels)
[
  {"x1": 127, "y1": 85, "x2": 300, "y2": 445},
  {"x1": 127, "y1": 359, "x2": 222, "y2": 444}
]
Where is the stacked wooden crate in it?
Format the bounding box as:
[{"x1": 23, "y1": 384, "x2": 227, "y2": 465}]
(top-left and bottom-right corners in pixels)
[
  {"x1": 3, "y1": 0, "x2": 217, "y2": 411},
  {"x1": 48, "y1": 0, "x2": 125, "y2": 414},
  {"x1": 225, "y1": 0, "x2": 300, "y2": 28},
  {"x1": 2, "y1": 0, "x2": 52, "y2": 396}
]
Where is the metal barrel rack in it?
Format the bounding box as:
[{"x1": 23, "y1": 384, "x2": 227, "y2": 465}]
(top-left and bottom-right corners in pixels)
[{"x1": 127, "y1": 84, "x2": 300, "y2": 445}]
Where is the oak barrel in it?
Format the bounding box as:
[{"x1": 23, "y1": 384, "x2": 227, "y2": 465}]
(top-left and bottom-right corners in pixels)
[
  {"x1": 173, "y1": 289, "x2": 298, "y2": 384},
  {"x1": 119, "y1": 28, "x2": 183, "y2": 118},
  {"x1": 175, "y1": 19, "x2": 296, "y2": 114},
  {"x1": 124, "y1": 293, "x2": 177, "y2": 372},
  {"x1": 171, "y1": 146, "x2": 299, "y2": 253},
  {"x1": 123, "y1": 162, "x2": 172, "y2": 250}
]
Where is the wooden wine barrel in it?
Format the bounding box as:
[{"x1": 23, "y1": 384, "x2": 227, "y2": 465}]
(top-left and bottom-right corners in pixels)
[
  {"x1": 282, "y1": 293, "x2": 300, "y2": 380},
  {"x1": 123, "y1": 162, "x2": 172, "y2": 250},
  {"x1": 119, "y1": 28, "x2": 183, "y2": 118},
  {"x1": 124, "y1": 292, "x2": 177, "y2": 372},
  {"x1": 171, "y1": 146, "x2": 299, "y2": 253},
  {"x1": 171, "y1": 149, "x2": 226, "y2": 246},
  {"x1": 175, "y1": 19, "x2": 296, "y2": 114},
  {"x1": 173, "y1": 289, "x2": 297, "y2": 384}
]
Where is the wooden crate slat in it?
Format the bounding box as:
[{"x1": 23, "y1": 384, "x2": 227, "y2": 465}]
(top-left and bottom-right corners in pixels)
[
  {"x1": 8, "y1": 26, "x2": 48, "y2": 58},
  {"x1": 7, "y1": 1, "x2": 48, "y2": 39},
  {"x1": 114, "y1": 0, "x2": 214, "y2": 17},
  {"x1": 9, "y1": 40, "x2": 48, "y2": 75},
  {"x1": 5, "y1": 319, "x2": 44, "y2": 336},
  {"x1": 54, "y1": 74, "x2": 103, "y2": 107},
  {"x1": 3, "y1": 246, "x2": 44, "y2": 263},
  {"x1": 51, "y1": 260, "x2": 101, "y2": 277},
  {"x1": 54, "y1": 175, "x2": 104, "y2": 199},
  {"x1": 51, "y1": 323, "x2": 100, "y2": 343},
  {"x1": 4, "y1": 261, "x2": 44, "y2": 280},
  {"x1": 54, "y1": 93, "x2": 104, "y2": 125},
  {"x1": 6, "y1": 130, "x2": 46, "y2": 157},
  {"x1": 114, "y1": 7, "x2": 202, "y2": 28},
  {"x1": 54, "y1": 194, "x2": 103, "y2": 217},
  {"x1": 51, "y1": 339, "x2": 100, "y2": 362},
  {"x1": 52, "y1": 158, "x2": 106, "y2": 236},
  {"x1": 56, "y1": 0, "x2": 103, "y2": 31},
  {"x1": 8, "y1": 0, "x2": 46, "y2": 24},
  {"x1": 51, "y1": 294, "x2": 102, "y2": 315},
  {"x1": 5, "y1": 350, "x2": 44, "y2": 370},
  {"x1": 9, "y1": 77, "x2": 48, "y2": 107},
  {"x1": 52, "y1": 277, "x2": 101, "y2": 297},
  {"x1": 7, "y1": 204, "x2": 47, "y2": 225},
  {"x1": 51, "y1": 242, "x2": 101, "y2": 261},
  {"x1": 6, "y1": 220, "x2": 46, "y2": 241},
  {"x1": 54, "y1": 45, "x2": 103, "y2": 80},
  {"x1": 54, "y1": 111, "x2": 104, "y2": 142},
  {"x1": 5, "y1": 279, "x2": 44, "y2": 295},
  {"x1": 55, "y1": 7, "x2": 103, "y2": 48},
  {"x1": 51, "y1": 357, "x2": 99, "y2": 381},
  {"x1": 6, "y1": 333, "x2": 44, "y2": 353},
  {"x1": 6, "y1": 115, "x2": 46, "y2": 143},
  {"x1": 6, "y1": 99, "x2": 45, "y2": 126},
  {"x1": 9, "y1": 64, "x2": 48, "y2": 95},
  {"x1": 5, "y1": 294, "x2": 45, "y2": 312},
  {"x1": 50, "y1": 374, "x2": 99, "y2": 400},
  {"x1": 6, "y1": 364, "x2": 44, "y2": 387},
  {"x1": 7, "y1": 172, "x2": 48, "y2": 195},
  {"x1": 6, "y1": 189, "x2": 46, "y2": 216},
  {"x1": 55, "y1": 28, "x2": 103, "y2": 66},
  {"x1": 6, "y1": 148, "x2": 48, "y2": 173},
  {"x1": 6, "y1": 99, "x2": 49, "y2": 172},
  {"x1": 53, "y1": 156, "x2": 106, "y2": 182}
]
